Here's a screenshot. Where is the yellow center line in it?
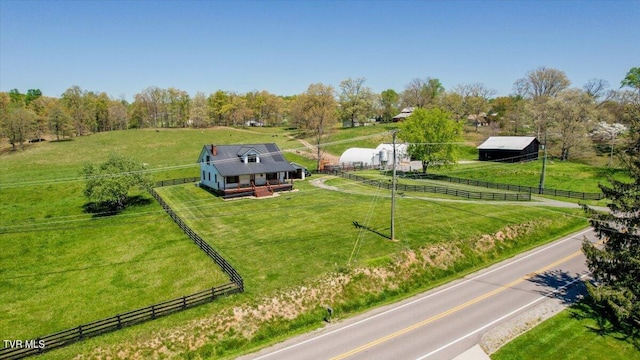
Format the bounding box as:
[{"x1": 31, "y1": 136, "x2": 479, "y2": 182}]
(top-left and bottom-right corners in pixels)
[{"x1": 330, "y1": 249, "x2": 585, "y2": 360}]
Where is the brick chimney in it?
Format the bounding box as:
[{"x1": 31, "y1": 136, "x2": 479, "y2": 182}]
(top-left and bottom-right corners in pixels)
[{"x1": 211, "y1": 144, "x2": 217, "y2": 156}]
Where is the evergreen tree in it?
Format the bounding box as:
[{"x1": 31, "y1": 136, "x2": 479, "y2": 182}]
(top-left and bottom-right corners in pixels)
[{"x1": 582, "y1": 67, "x2": 640, "y2": 334}]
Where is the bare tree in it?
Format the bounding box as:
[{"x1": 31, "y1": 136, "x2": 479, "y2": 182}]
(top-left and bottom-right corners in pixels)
[
  {"x1": 401, "y1": 77, "x2": 444, "y2": 108},
  {"x1": 450, "y1": 83, "x2": 497, "y2": 130},
  {"x1": 189, "y1": 92, "x2": 209, "y2": 128},
  {"x1": 513, "y1": 66, "x2": 571, "y2": 99},
  {"x1": 291, "y1": 83, "x2": 337, "y2": 170}
]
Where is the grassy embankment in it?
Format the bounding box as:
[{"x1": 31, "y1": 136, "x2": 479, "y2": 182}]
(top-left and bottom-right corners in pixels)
[{"x1": 0, "y1": 126, "x2": 597, "y2": 358}]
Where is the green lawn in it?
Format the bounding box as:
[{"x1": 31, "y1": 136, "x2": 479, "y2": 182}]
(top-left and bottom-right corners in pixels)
[
  {"x1": 0, "y1": 183, "x2": 230, "y2": 340},
  {"x1": 434, "y1": 159, "x2": 630, "y2": 193},
  {"x1": 492, "y1": 302, "x2": 640, "y2": 359},
  {"x1": 158, "y1": 179, "x2": 586, "y2": 296}
]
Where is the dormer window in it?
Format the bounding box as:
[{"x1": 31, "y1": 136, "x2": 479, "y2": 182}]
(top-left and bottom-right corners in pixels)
[{"x1": 248, "y1": 154, "x2": 257, "y2": 163}]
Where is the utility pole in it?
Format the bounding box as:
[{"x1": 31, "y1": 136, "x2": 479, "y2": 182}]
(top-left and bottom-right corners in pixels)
[
  {"x1": 538, "y1": 134, "x2": 547, "y2": 194},
  {"x1": 391, "y1": 131, "x2": 397, "y2": 241}
]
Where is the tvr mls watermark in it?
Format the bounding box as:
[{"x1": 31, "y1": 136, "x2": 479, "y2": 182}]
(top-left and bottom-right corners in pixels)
[{"x1": 3, "y1": 339, "x2": 46, "y2": 349}]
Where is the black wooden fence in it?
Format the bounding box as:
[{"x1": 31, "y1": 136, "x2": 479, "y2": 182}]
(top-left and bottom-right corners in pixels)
[
  {"x1": 0, "y1": 179, "x2": 244, "y2": 360},
  {"x1": 148, "y1": 187, "x2": 244, "y2": 289},
  {"x1": 335, "y1": 171, "x2": 532, "y2": 201},
  {"x1": 0, "y1": 283, "x2": 240, "y2": 360},
  {"x1": 155, "y1": 177, "x2": 200, "y2": 187},
  {"x1": 403, "y1": 173, "x2": 604, "y2": 200}
]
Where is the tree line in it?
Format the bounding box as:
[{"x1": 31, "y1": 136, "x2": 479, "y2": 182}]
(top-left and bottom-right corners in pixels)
[{"x1": 1, "y1": 67, "x2": 638, "y2": 162}]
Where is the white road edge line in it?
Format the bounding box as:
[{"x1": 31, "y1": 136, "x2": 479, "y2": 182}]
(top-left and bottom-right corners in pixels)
[
  {"x1": 415, "y1": 273, "x2": 591, "y2": 360},
  {"x1": 251, "y1": 228, "x2": 592, "y2": 360}
]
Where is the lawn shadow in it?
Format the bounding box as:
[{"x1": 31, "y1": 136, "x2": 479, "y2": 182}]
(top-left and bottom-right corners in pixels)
[
  {"x1": 569, "y1": 299, "x2": 640, "y2": 350},
  {"x1": 527, "y1": 269, "x2": 587, "y2": 306},
  {"x1": 83, "y1": 195, "x2": 153, "y2": 217}
]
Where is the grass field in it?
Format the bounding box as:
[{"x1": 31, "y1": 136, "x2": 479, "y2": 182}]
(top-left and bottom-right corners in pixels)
[
  {"x1": 433, "y1": 159, "x2": 630, "y2": 194},
  {"x1": 0, "y1": 128, "x2": 303, "y2": 340},
  {"x1": 157, "y1": 179, "x2": 586, "y2": 295},
  {"x1": 492, "y1": 302, "x2": 640, "y2": 360},
  {"x1": 0, "y1": 126, "x2": 603, "y2": 358}
]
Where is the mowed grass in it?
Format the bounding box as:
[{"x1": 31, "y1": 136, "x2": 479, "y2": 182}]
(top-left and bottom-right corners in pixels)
[
  {"x1": 0, "y1": 127, "x2": 304, "y2": 340},
  {"x1": 434, "y1": 159, "x2": 631, "y2": 193},
  {"x1": 0, "y1": 126, "x2": 301, "y2": 185},
  {"x1": 158, "y1": 179, "x2": 587, "y2": 296},
  {"x1": 492, "y1": 302, "x2": 640, "y2": 360},
  {"x1": 0, "y1": 183, "x2": 230, "y2": 340}
]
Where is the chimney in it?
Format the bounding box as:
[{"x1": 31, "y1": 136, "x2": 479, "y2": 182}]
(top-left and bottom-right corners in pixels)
[{"x1": 211, "y1": 144, "x2": 217, "y2": 156}]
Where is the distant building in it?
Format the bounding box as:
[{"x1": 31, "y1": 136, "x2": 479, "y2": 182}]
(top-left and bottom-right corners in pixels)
[
  {"x1": 477, "y1": 136, "x2": 539, "y2": 162},
  {"x1": 338, "y1": 143, "x2": 410, "y2": 168},
  {"x1": 392, "y1": 107, "x2": 415, "y2": 122}
]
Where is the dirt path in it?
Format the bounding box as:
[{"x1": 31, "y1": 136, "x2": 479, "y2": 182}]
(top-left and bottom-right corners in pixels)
[{"x1": 284, "y1": 137, "x2": 341, "y2": 164}]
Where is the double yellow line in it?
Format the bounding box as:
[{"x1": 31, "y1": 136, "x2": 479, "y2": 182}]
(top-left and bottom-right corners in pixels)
[{"x1": 331, "y1": 250, "x2": 584, "y2": 360}]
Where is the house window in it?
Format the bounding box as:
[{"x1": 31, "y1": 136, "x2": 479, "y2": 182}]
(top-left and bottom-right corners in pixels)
[
  {"x1": 206, "y1": 155, "x2": 210, "y2": 164},
  {"x1": 215, "y1": 174, "x2": 217, "y2": 182},
  {"x1": 266, "y1": 173, "x2": 278, "y2": 181},
  {"x1": 247, "y1": 154, "x2": 257, "y2": 163},
  {"x1": 208, "y1": 172, "x2": 211, "y2": 181},
  {"x1": 227, "y1": 175, "x2": 240, "y2": 184},
  {"x1": 202, "y1": 171, "x2": 205, "y2": 180}
]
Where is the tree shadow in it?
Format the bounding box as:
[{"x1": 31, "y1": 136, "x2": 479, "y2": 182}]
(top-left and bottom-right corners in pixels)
[
  {"x1": 82, "y1": 195, "x2": 152, "y2": 218},
  {"x1": 569, "y1": 299, "x2": 640, "y2": 350},
  {"x1": 527, "y1": 269, "x2": 587, "y2": 306}
]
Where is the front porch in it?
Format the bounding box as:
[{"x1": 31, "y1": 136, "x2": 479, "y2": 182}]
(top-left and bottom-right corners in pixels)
[{"x1": 200, "y1": 180, "x2": 293, "y2": 199}]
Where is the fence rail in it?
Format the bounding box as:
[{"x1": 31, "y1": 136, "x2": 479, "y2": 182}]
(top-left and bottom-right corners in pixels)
[
  {"x1": 0, "y1": 283, "x2": 240, "y2": 360},
  {"x1": 149, "y1": 187, "x2": 245, "y2": 288},
  {"x1": 404, "y1": 173, "x2": 604, "y2": 200},
  {"x1": 1, "y1": 179, "x2": 244, "y2": 360},
  {"x1": 155, "y1": 177, "x2": 199, "y2": 187},
  {"x1": 335, "y1": 171, "x2": 531, "y2": 201}
]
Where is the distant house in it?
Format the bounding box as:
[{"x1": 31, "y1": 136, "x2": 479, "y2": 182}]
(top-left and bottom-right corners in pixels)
[
  {"x1": 197, "y1": 143, "x2": 295, "y2": 198},
  {"x1": 477, "y1": 136, "x2": 539, "y2": 162},
  {"x1": 392, "y1": 107, "x2": 415, "y2": 122}
]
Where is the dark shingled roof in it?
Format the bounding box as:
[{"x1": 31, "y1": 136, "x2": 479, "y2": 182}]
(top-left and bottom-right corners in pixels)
[{"x1": 199, "y1": 143, "x2": 295, "y2": 177}]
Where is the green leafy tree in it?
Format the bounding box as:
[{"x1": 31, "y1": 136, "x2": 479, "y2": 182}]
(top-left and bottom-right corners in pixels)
[
  {"x1": 338, "y1": 77, "x2": 375, "y2": 127},
  {"x1": 3, "y1": 107, "x2": 35, "y2": 150},
  {"x1": 582, "y1": 67, "x2": 640, "y2": 335},
  {"x1": 82, "y1": 154, "x2": 152, "y2": 211},
  {"x1": 398, "y1": 107, "x2": 463, "y2": 173},
  {"x1": 48, "y1": 103, "x2": 72, "y2": 140},
  {"x1": 379, "y1": 89, "x2": 400, "y2": 122},
  {"x1": 25, "y1": 89, "x2": 42, "y2": 106}
]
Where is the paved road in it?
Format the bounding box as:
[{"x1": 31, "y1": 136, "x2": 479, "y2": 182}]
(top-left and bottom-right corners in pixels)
[{"x1": 240, "y1": 228, "x2": 595, "y2": 360}]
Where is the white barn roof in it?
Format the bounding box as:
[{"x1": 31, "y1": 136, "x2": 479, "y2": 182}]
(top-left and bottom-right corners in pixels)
[
  {"x1": 339, "y1": 147, "x2": 377, "y2": 165},
  {"x1": 477, "y1": 136, "x2": 537, "y2": 151}
]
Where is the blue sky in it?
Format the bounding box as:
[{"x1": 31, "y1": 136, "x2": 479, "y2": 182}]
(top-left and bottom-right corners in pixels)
[{"x1": 1, "y1": 0, "x2": 638, "y2": 101}]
